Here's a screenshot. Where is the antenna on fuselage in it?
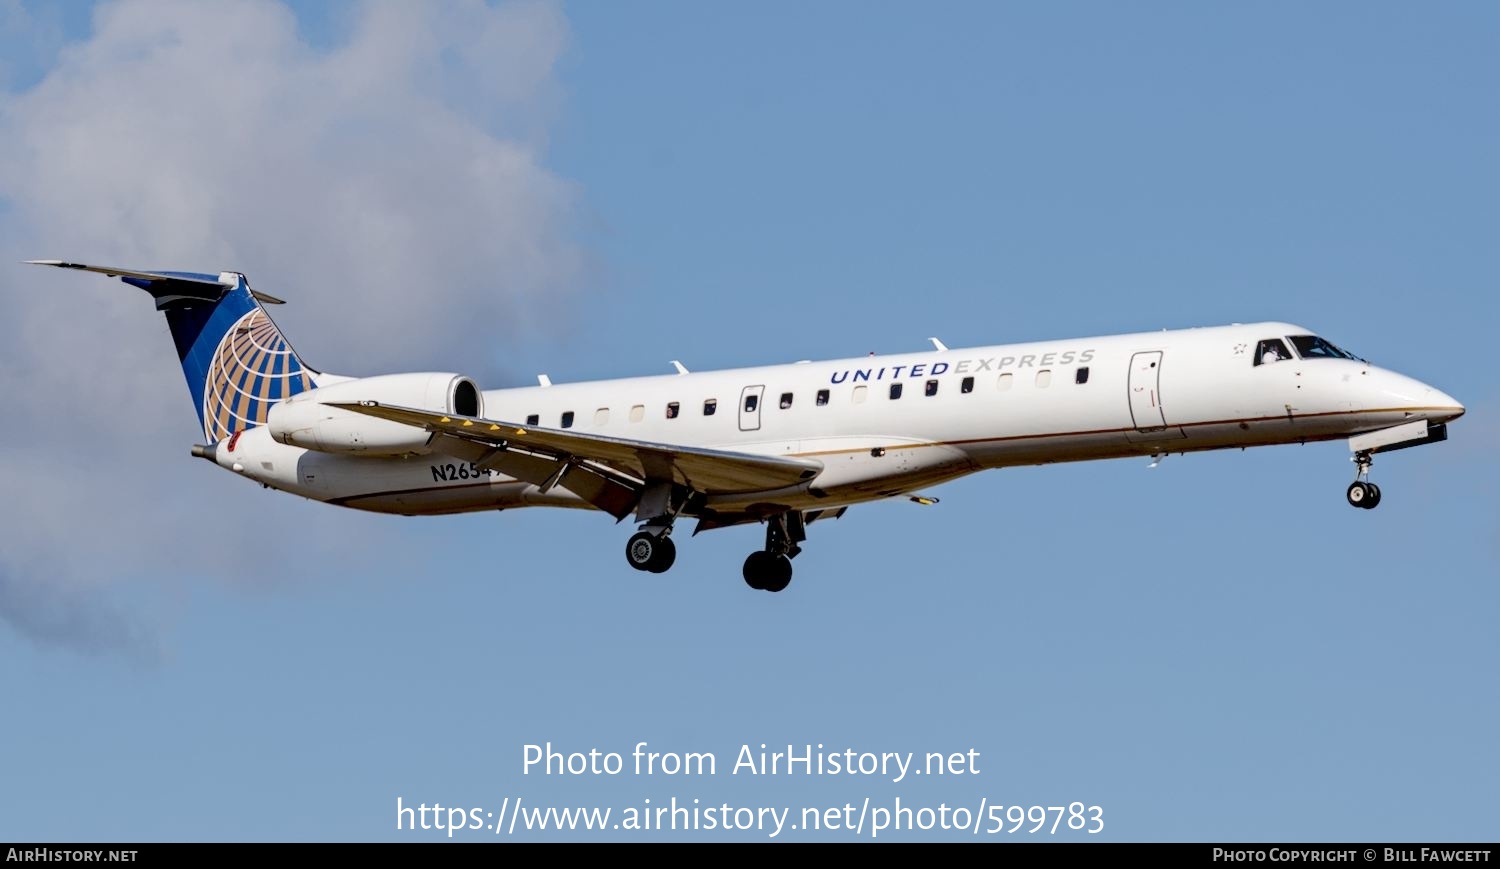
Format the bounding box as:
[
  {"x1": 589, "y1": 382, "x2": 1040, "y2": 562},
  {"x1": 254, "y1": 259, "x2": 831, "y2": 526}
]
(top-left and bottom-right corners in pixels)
[
  {"x1": 929, "y1": 337, "x2": 948, "y2": 352},
  {"x1": 670, "y1": 361, "x2": 689, "y2": 375}
]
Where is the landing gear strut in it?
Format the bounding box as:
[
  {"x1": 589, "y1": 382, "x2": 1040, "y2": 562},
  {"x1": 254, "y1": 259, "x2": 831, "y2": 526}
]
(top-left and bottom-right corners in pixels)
[
  {"x1": 1346, "y1": 450, "x2": 1382, "y2": 510},
  {"x1": 625, "y1": 482, "x2": 687, "y2": 573},
  {"x1": 625, "y1": 529, "x2": 676, "y2": 573},
  {"x1": 743, "y1": 512, "x2": 805, "y2": 593}
]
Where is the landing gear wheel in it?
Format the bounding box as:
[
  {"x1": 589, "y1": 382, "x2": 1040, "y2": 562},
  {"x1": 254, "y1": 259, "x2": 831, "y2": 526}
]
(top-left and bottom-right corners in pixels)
[
  {"x1": 1347, "y1": 482, "x2": 1374, "y2": 509},
  {"x1": 743, "y1": 551, "x2": 792, "y2": 592},
  {"x1": 1347, "y1": 451, "x2": 1381, "y2": 510},
  {"x1": 647, "y1": 536, "x2": 676, "y2": 573},
  {"x1": 763, "y1": 556, "x2": 792, "y2": 593},
  {"x1": 626, "y1": 531, "x2": 675, "y2": 572},
  {"x1": 742, "y1": 551, "x2": 772, "y2": 590}
]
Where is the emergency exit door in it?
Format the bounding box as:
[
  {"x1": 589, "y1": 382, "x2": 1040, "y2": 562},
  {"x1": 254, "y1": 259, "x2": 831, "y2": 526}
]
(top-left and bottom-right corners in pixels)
[
  {"x1": 739, "y1": 385, "x2": 764, "y2": 432},
  {"x1": 1128, "y1": 351, "x2": 1168, "y2": 432}
]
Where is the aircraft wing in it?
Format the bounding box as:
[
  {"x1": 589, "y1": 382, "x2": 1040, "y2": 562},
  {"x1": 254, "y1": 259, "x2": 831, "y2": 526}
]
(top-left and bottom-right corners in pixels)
[{"x1": 330, "y1": 401, "x2": 823, "y2": 495}]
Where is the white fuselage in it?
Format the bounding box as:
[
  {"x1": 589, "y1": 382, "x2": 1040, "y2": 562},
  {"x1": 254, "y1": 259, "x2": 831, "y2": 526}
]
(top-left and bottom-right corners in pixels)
[{"x1": 211, "y1": 322, "x2": 1464, "y2": 517}]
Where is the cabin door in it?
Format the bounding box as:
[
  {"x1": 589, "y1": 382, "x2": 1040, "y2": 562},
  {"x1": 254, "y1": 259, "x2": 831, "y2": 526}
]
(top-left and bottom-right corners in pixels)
[{"x1": 1127, "y1": 351, "x2": 1169, "y2": 433}]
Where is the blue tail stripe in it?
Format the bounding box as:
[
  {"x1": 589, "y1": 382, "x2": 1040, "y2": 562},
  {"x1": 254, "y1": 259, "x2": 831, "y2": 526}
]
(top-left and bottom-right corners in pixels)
[{"x1": 168, "y1": 291, "x2": 255, "y2": 432}]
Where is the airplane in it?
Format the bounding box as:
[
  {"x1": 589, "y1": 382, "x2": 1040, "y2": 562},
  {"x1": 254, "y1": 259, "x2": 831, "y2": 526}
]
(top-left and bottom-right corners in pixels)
[{"x1": 27, "y1": 260, "x2": 1466, "y2": 593}]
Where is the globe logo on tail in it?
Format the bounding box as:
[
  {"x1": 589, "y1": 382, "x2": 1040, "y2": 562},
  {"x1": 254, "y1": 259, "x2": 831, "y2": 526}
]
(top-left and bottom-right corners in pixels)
[{"x1": 202, "y1": 308, "x2": 313, "y2": 442}]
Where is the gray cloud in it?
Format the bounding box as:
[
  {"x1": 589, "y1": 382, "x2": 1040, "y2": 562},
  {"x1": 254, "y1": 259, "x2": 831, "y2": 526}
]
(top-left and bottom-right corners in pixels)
[
  {"x1": 0, "y1": 567, "x2": 162, "y2": 662},
  {"x1": 0, "y1": 0, "x2": 583, "y2": 655}
]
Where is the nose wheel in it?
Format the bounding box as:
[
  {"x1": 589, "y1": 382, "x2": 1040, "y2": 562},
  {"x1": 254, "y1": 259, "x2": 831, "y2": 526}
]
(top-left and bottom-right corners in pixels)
[
  {"x1": 1346, "y1": 481, "x2": 1381, "y2": 509},
  {"x1": 1346, "y1": 451, "x2": 1382, "y2": 510}
]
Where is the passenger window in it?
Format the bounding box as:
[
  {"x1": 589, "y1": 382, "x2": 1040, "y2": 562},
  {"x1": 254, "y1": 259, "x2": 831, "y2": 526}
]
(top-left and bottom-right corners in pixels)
[
  {"x1": 666, "y1": 402, "x2": 680, "y2": 419},
  {"x1": 703, "y1": 399, "x2": 717, "y2": 416},
  {"x1": 961, "y1": 376, "x2": 974, "y2": 394},
  {"x1": 1036, "y1": 369, "x2": 1052, "y2": 388},
  {"x1": 629, "y1": 405, "x2": 644, "y2": 423},
  {"x1": 1075, "y1": 366, "x2": 1089, "y2": 385},
  {"x1": 525, "y1": 413, "x2": 539, "y2": 426},
  {"x1": 1256, "y1": 338, "x2": 1292, "y2": 366},
  {"x1": 852, "y1": 385, "x2": 868, "y2": 404},
  {"x1": 780, "y1": 392, "x2": 793, "y2": 409},
  {"x1": 889, "y1": 383, "x2": 903, "y2": 400},
  {"x1": 744, "y1": 394, "x2": 759, "y2": 413},
  {"x1": 561, "y1": 411, "x2": 574, "y2": 429},
  {"x1": 925, "y1": 379, "x2": 939, "y2": 397},
  {"x1": 816, "y1": 389, "x2": 830, "y2": 406},
  {"x1": 997, "y1": 373, "x2": 1013, "y2": 391},
  {"x1": 594, "y1": 408, "x2": 610, "y2": 425}
]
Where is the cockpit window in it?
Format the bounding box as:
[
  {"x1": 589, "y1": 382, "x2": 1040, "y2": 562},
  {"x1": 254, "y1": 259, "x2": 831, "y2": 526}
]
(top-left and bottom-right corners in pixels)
[
  {"x1": 1289, "y1": 335, "x2": 1356, "y2": 360},
  {"x1": 1255, "y1": 339, "x2": 1292, "y2": 366}
]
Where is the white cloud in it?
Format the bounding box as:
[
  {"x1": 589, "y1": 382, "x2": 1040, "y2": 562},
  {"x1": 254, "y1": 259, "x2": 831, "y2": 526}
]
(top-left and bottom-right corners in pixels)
[{"x1": 0, "y1": 0, "x2": 583, "y2": 654}]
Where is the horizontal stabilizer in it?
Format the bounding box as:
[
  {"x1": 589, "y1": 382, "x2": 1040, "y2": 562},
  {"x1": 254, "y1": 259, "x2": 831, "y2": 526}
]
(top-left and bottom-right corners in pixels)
[
  {"x1": 26, "y1": 260, "x2": 285, "y2": 306},
  {"x1": 26, "y1": 259, "x2": 228, "y2": 286}
]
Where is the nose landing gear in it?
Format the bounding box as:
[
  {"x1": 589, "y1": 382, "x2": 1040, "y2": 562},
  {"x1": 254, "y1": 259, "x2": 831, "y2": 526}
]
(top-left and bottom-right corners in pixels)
[{"x1": 1346, "y1": 450, "x2": 1382, "y2": 509}]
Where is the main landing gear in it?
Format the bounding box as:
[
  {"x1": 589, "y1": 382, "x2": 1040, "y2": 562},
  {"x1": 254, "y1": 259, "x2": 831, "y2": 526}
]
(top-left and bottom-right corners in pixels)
[
  {"x1": 624, "y1": 529, "x2": 676, "y2": 573},
  {"x1": 624, "y1": 482, "x2": 685, "y2": 574},
  {"x1": 742, "y1": 512, "x2": 805, "y2": 594},
  {"x1": 1346, "y1": 450, "x2": 1382, "y2": 510},
  {"x1": 623, "y1": 508, "x2": 812, "y2": 593}
]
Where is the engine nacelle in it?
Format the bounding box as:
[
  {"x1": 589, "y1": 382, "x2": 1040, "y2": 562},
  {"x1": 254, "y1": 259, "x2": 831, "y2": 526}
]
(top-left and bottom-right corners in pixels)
[{"x1": 265, "y1": 373, "x2": 482, "y2": 456}]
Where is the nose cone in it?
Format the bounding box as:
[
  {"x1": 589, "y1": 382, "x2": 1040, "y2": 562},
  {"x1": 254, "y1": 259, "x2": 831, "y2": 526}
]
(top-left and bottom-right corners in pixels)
[
  {"x1": 1368, "y1": 366, "x2": 1458, "y2": 423},
  {"x1": 1376, "y1": 368, "x2": 1464, "y2": 423},
  {"x1": 1426, "y1": 386, "x2": 1465, "y2": 423}
]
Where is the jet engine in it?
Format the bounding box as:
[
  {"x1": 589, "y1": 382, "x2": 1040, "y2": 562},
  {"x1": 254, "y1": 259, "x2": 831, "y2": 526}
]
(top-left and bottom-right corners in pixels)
[{"x1": 265, "y1": 373, "x2": 481, "y2": 456}]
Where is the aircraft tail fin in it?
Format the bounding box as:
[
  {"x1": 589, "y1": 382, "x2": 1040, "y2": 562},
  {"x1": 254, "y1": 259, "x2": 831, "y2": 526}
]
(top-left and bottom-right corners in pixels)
[{"x1": 26, "y1": 260, "x2": 317, "y2": 443}]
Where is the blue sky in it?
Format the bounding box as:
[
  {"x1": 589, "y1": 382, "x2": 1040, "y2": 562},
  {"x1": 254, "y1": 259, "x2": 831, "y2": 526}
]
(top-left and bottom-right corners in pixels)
[{"x1": 1, "y1": 0, "x2": 1496, "y2": 842}]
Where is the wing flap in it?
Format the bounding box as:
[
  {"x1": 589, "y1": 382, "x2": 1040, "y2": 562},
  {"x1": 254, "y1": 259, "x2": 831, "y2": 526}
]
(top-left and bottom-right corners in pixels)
[
  {"x1": 429, "y1": 434, "x2": 639, "y2": 520},
  {"x1": 332, "y1": 402, "x2": 823, "y2": 495}
]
